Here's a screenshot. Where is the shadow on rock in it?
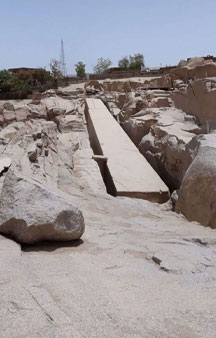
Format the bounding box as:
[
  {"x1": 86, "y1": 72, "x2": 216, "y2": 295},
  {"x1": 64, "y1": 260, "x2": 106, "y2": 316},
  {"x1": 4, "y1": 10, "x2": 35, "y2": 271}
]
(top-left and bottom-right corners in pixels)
[{"x1": 21, "y1": 239, "x2": 84, "y2": 253}]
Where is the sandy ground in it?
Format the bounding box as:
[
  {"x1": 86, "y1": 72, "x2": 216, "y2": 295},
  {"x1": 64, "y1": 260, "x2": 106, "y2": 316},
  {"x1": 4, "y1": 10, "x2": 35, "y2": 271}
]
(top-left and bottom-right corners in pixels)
[{"x1": 1, "y1": 190, "x2": 216, "y2": 338}]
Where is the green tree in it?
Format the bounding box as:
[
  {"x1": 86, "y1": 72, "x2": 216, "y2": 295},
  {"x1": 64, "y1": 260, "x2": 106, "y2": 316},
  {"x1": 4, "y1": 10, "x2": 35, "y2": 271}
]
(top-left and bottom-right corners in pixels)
[
  {"x1": 118, "y1": 56, "x2": 130, "y2": 69},
  {"x1": 50, "y1": 59, "x2": 63, "y2": 80},
  {"x1": 0, "y1": 69, "x2": 12, "y2": 82},
  {"x1": 0, "y1": 70, "x2": 12, "y2": 92},
  {"x1": 10, "y1": 72, "x2": 32, "y2": 93},
  {"x1": 0, "y1": 68, "x2": 55, "y2": 95},
  {"x1": 0, "y1": 69, "x2": 32, "y2": 94},
  {"x1": 129, "y1": 53, "x2": 145, "y2": 70},
  {"x1": 75, "y1": 61, "x2": 86, "y2": 78},
  {"x1": 32, "y1": 68, "x2": 52, "y2": 84},
  {"x1": 93, "y1": 57, "x2": 112, "y2": 74}
]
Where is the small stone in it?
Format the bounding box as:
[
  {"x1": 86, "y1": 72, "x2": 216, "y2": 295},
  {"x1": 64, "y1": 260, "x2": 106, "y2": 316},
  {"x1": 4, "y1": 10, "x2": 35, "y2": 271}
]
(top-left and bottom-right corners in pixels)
[
  {"x1": 0, "y1": 115, "x2": 4, "y2": 126},
  {"x1": 36, "y1": 141, "x2": 43, "y2": 148},
  {"x1": 3, "y1": 102, "x2": 14, "y2": 111},
  {"x1": 28, "y1": 144, "x2": 37, "y2": 162},
  {"x1": 31, "y1": 100, "x2": 41, "y2": 105},
  {"x1": 0, "y1": 157, "x2": 12, "y2": 174},
  {"x1": 3, "y1": 111, "x2": 16, "y2": 124},
  {"x1": 33, "y1": 133, "x2": 37, "y2": 141}
]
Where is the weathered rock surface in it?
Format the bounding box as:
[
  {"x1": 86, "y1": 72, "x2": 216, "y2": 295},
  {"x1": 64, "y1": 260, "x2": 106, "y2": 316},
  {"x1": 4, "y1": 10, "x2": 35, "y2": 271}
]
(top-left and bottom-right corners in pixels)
[
  {"x1": 122, "y1": 112, "x2": 157, "y2": 146},
  {"x1": 138, "y1": 108, "x2": 199, "y2": 189},
  {"x1": 100, "y1": 83, "x2": 201, "y2": 191},
  {"x1": 176, "y1": 133, "x2": 216, "y2": 228},
  {"x1": 0, "y1": 156, "x2": 11, "y2": 173},
  {"x1": 172, "y1": 77, "x2": 216, "y2": 129},
  {"x1": 1, "y1": 188, "x2": 216, "y2": 337},
  {"x1": 84, "y1": 76, "x2": 172, "y2": 95},
  {"x1": 0, "y1": 169, "x2": 85, "y2": 243},
  {"x1": 172, "y1": 57, "x2": 216, "y2": 82},
  {"x1": 0, "y1": 93, "x2": 108, "y2": 246},
  {"x1": 143, "y1": 75, "x2": 172, "y2": 89},
  {"x1": 84, "y1": 80, "x2": 104, "y2": 94},
  {"x1": 0, "y1": 98, "x2": 105, "y2": 196},
  {"x1": 0, "y1": 81, "x2": 216, "y2": 337},
  {"x1": 116, "y1": 100, "x2": 199, "y2": 190}
]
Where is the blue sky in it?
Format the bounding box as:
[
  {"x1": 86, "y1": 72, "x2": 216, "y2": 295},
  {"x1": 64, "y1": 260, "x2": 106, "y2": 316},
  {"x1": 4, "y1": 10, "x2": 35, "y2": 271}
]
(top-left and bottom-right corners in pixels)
[{"x1": 0, "y1": 0, "x2": 216, "y2": 74}]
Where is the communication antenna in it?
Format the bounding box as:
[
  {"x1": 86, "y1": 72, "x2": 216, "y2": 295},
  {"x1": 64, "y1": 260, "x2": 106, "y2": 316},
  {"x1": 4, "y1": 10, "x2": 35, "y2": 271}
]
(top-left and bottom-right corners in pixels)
[{"x1": 60, "y1": 39, "x2": 67, "y2": 77}]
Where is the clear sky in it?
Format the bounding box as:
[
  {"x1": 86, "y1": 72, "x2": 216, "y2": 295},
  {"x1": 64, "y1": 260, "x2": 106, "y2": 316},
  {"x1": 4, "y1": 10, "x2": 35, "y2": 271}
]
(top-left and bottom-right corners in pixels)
[{"x1": 0, "y1": 0, "x2": 216, "y2": 74}]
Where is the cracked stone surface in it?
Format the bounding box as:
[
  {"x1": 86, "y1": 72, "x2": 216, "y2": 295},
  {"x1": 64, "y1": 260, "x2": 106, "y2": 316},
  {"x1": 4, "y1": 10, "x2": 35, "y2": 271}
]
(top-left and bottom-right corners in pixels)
[{"x1": 0, "y1": 86, "x2": 216, "y2": 337}]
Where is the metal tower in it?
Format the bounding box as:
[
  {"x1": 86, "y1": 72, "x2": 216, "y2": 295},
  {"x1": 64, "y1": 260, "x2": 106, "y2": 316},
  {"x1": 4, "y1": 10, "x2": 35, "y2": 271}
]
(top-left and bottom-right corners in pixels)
[{"x1": 60, "y1": 39, "x2": 67, "y2": 77}]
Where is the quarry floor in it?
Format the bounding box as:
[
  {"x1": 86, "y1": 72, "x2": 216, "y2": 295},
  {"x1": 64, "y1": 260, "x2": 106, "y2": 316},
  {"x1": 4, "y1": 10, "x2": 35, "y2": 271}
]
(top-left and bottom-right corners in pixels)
[
  {"x1": 0, "y1": 82, "x2": 216, "y2": 337},
  {"x1": 1, "y1": 190, "x2": 216, "y2": 338}
]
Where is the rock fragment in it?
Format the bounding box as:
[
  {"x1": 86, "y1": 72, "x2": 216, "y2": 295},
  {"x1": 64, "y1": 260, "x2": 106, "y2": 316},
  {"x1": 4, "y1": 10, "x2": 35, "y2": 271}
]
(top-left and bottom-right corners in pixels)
[{"x1": 0, "y1": 170, "x2": 85, "y2": 244}]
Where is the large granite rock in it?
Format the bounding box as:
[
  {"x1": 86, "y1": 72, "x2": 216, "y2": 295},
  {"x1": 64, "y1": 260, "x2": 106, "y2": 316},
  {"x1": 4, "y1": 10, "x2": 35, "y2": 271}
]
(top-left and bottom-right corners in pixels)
[
  {"x1": 143, "y1": 76, "x2": 172, "y2": 89},
  {"x1": 122, "y1": 113, "x2": 157, "y2": 146},
  {"x1": 104, "y1": 89, "x2": 200, "y2": 190},
  {"x1": 138, "y1": 108, "x2": 198, "y2": 189},
  {"x1": 171, "y1": 57, "x2": 216, "y2": 82},
  {"x1": 175, "y1": 133, "x2": 216, "y2": 228},
  {"x1": 0, "y1": 170, "x2": 85, "y2": 243},
  {"x1": 172, "y1": 77, "x2": 216, "y2": 130},
  {"x1": 119, "y1": 93, "x2": 149, "y2": 121},
  {"x1": 84, "y1": 80, "x2": 103, "y2": 94}
]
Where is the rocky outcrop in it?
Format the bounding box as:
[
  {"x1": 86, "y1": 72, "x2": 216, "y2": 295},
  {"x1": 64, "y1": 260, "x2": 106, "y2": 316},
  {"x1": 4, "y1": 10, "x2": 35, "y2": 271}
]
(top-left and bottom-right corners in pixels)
[
  {"x1": 103, "y1": 80, "x2": 133, "y2": 92},
  {"x1": 139, "y1": 118, "x2": 196, "y2": 189},
  {"x1": 84, "y1": 80, "x2": 104, "y2": 94},
  {"x1": 118, "y1": 93, "x2": 149, "y2": 122},
  {"x1": 0, "y1": 169, "x2": 85, "y2": 243},
  {"x1": 172, "y1": 77, "x2": 216, "y2": 129},
  {"x1": 175, "y1": 133, "x2": 216, "y2": 228},
  {"x1": 101, "y1": 85, "x2": 201, "y2": 191},
  {"x1": 123, "y1": 107, "x2": 199, "y2": 190},
  {"x1": 122, "y1": 113, "x2": 157, "y2": 146},
  {"x1": 142, "y1": 76, "x2": 172, "y2": 90},
  {"x1": 0, "y1": 100, "x2": 46, "y2": 126},
  {"x1": 171, "y1": 57, "x2": 216, "y2": 82},
  {"x1": 2, "y1": 80, "x2": 216, "y2": 338},
  {"x1": 0, "y1": 95, "x2": 79, "y2": 128},
  {"x1": 112, "y1": 89, "x2": 172, "y2": 123},
  {"x1": 0, "y1": 92, "x2": 108, "y2": 244},
  {"x1": 84, "y1": 76, "x2": 172, "y2": 95}
]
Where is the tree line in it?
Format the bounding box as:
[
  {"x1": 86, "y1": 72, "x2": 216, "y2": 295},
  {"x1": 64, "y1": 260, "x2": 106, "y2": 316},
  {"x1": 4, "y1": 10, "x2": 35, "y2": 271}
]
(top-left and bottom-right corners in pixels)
[
  {"x1": 0, "y1": 68, "x2": 56, "y2": 96},
  {"x1": 0, "y1": 53, "x2": 144, "y2": 94},
  {"x1": 51, "y1": 53, "x2": 145, "y2": 79}
]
